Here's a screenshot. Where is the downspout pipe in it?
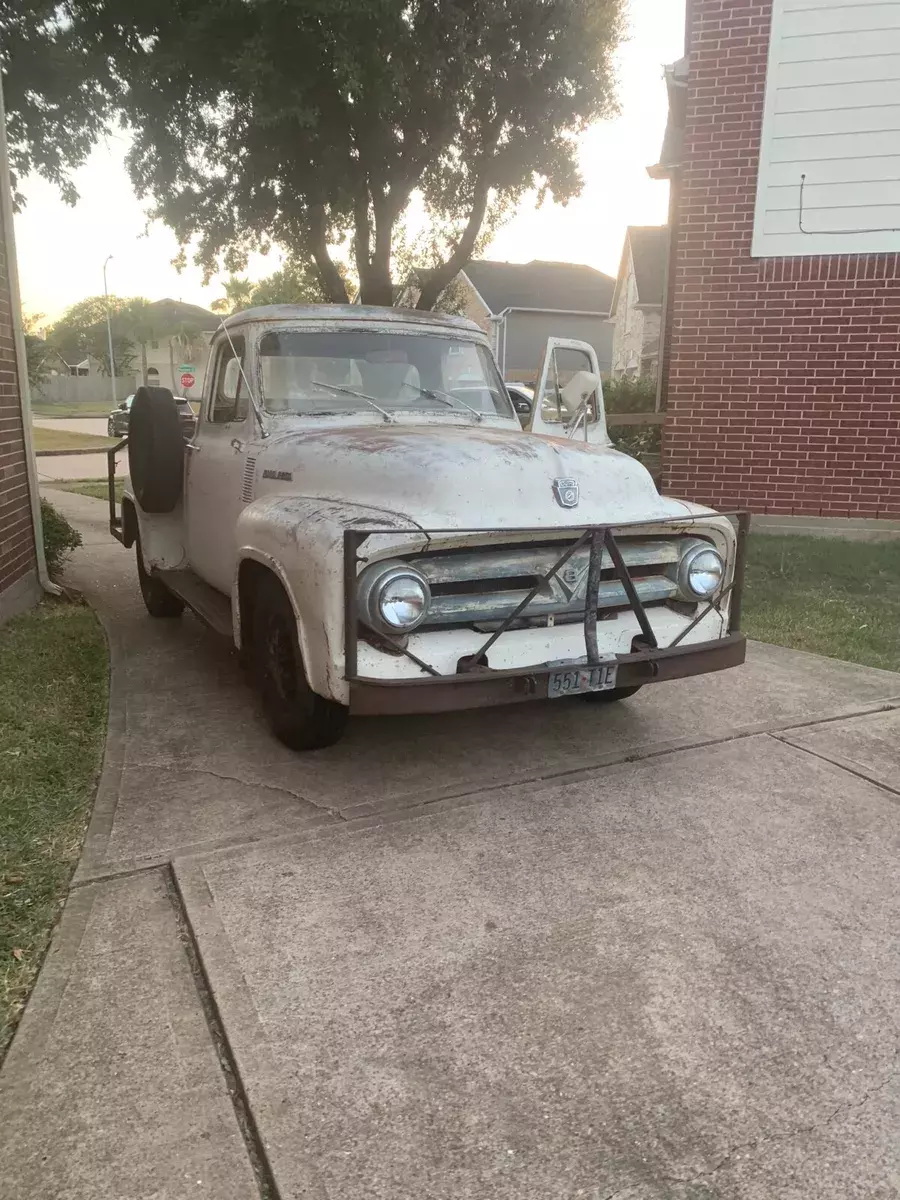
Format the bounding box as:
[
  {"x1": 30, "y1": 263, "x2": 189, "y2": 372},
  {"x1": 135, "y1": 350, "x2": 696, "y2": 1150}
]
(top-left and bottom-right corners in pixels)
[{"x1": 0, "y1": 76, "x2": 60, "y2": 596}]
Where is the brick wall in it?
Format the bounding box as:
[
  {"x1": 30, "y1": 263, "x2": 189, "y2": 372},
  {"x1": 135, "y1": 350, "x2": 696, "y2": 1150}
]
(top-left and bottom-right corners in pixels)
[
  {"x1": 661, "y1": 0, "x2": 900, "y2": 518},
  {"x1": 0, "y1": 197, "x2": 37, "y2": 606}
]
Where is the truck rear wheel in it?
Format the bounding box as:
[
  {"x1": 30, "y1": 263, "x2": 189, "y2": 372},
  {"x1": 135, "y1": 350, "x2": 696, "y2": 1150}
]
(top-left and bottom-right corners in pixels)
[
  {"x1": 251, "y1": 575, "x2": 348, "y2": 751},
  {"x1": 136, "y1": 531, "x2": 184, "y2": 618}
]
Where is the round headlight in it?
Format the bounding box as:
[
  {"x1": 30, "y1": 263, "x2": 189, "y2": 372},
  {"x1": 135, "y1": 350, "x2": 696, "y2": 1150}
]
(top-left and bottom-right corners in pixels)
[
  {"x1": 379, "y1": 573, "x2": 429, "y2": 629},
  {"x1": 358, "y1": 561, "x2": 431, "y2": 634},
  {"x1": 679, "y1": 544, "x2": 724, "y2": 600}
]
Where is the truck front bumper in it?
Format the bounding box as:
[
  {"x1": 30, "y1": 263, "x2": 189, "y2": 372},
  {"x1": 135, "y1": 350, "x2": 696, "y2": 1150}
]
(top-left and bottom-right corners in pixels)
[{"x1": 349, "y1": 631, "x2": 747, "y2": 715}]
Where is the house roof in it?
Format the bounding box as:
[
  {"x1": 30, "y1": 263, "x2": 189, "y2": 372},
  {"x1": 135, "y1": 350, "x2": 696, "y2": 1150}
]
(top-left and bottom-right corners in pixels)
[
  {"x1": 648, "y1": 55, "x2": 689, "y2": 179},
  {"x1": 611, "y1": 227, "x2": 668, "y2": 314},
  {"x1": 463, "y1": 259, "x2": 616, "y2": 316},
  {"x1": 149, "y1": 298, "x2": 219, "y2": 331}
]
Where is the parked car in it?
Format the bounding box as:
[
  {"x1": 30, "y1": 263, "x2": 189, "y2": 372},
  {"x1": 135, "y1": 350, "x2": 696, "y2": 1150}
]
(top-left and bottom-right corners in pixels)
[
  {"x1": 110, "y1": 305, "x2": 747, "y2": 752},
  {"x1": 506, "y1": 383, "x2": 534, "y2": 426},
  {"x1": 108, "y1": 392, "x2": 195, "y2": 439}
]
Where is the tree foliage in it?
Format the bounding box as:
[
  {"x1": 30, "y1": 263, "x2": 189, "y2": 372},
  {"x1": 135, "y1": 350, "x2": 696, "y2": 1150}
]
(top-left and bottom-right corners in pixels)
[
  {"x1": 24, "y1": 334, "x2": 51, "y2": 392},
  {"x1": 46, "y1": 296, "x2": 135, "y2": 377},
  {"x1": 210, "y1": 277, "x2": 255, "y2": 316},
  {"x1": 212, "y1": 259, "x2": 344, "y2": 313},
  {"x1": 79, "y1": 0, "x2": 624, "y2": 307},
  {"x1": 44, "y1": 295, "x2": 206, "y2": 380},
  {"x1": 0, "y1": 3, "x2": 112, "y2": 206}
]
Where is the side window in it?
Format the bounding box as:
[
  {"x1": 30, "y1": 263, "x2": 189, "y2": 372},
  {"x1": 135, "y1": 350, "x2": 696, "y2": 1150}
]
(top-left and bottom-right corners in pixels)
[{"x1": 209, "y1": 336, "x2": 247, "y2": 425}]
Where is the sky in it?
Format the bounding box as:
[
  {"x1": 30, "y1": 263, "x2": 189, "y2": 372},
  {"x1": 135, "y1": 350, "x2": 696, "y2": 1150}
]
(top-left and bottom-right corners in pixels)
[{"x1": 13, "y1": 0, "x2": 686, "y2": 323}]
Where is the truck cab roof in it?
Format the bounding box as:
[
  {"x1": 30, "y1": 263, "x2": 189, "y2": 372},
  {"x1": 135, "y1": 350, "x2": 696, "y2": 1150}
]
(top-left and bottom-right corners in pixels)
[{"x1": 221, "y1": 304, "x2": 484, "y2": 337}]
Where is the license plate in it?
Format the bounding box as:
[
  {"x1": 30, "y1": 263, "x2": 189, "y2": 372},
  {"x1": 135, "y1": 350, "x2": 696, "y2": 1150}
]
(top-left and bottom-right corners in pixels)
[{"x1": 547, "y1": 663, "x2": 618, "y2": 698}]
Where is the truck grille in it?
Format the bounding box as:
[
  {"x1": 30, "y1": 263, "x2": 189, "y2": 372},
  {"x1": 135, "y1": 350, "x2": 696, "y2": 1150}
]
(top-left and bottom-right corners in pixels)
[{"x1": 410, "y1": 538, "x2": 683, "y2": 629}]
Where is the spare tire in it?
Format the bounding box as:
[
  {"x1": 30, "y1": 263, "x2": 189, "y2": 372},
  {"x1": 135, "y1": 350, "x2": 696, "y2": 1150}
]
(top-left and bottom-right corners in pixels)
[{"x1": 128, "y1": 386, "x2": 185, "y2": 514}]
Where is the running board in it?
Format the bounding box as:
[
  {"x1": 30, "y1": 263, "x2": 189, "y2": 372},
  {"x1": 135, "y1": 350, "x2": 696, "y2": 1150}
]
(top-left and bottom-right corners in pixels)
[{"x1": 157, "y1": 569, "x2": 233, "y2": 639}]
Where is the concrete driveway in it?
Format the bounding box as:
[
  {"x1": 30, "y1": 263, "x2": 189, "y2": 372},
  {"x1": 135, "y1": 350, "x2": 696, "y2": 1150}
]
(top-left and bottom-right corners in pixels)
[{"x1": 4, "y1": 489, "x2": 900, "y2": 1199}]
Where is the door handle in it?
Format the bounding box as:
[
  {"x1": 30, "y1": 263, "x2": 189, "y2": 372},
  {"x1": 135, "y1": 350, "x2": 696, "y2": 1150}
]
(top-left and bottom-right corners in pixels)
[{"x1": 186, "y1": 443, "x2": 201, "y2": 453}]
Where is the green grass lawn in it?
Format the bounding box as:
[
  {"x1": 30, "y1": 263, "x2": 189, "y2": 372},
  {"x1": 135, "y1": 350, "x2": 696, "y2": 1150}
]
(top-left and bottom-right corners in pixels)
[
  {"x1": 0, "y1": 602, "x2": 108, "y2": 1056},
  {"x1": 32, "y1": 427, "x2": 117, "y2": 453},
  {"x1": 32, "y1": 400, "x2": 109, "y2": 418},
  {"x1": 743, "y1": 535, "x2": 900, "y2": 673},
  {"x1": 53, "y1": 478, "x2": 124, "y2": 503}
]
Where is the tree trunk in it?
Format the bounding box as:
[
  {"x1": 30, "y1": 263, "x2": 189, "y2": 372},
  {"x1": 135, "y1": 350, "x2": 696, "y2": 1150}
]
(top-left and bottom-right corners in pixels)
[
  {"x1": 168, "y1": 338, "x2": 176, "y2": 391},
  {"x1": 357, "y1": 266, "x2": 394, "y2": 307},
  {"x1": 309, "y1": 205, "x2": 351, "y2": 303},
  {"x1": 141, "y1": 342, "x2": 148, "y2": 386},
  {"x1": 417, "y1": 180, "x2": 490, "y2": 311}
]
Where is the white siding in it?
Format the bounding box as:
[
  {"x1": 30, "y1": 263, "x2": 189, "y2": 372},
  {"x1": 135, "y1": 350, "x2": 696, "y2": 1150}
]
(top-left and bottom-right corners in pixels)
[{"x1": 752, "y1": 0, "x2": 900, "y2": 257}]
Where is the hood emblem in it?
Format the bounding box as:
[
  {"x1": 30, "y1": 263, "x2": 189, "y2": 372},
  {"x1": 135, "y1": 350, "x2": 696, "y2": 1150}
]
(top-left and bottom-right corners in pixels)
[{"x1": 553, "y1": 478, "x2": 580, "y2": 509}]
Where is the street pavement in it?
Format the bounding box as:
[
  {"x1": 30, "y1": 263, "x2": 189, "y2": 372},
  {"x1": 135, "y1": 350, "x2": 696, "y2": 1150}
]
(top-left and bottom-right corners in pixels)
[
  {"x1": 32, "y1": 416, "x2": 128, "y2": 482},
  {"x1": 4, "y1": 487, "x2": 900, "y2": 1199},
  {"x1": 33, "y1": 417, "x2": 111, "y2": 436}
]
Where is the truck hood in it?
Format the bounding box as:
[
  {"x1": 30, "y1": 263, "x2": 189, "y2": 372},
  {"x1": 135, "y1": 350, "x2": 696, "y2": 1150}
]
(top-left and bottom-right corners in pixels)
[{"x1": 254, "y1": 422, "x2": 694, "y2": 530}]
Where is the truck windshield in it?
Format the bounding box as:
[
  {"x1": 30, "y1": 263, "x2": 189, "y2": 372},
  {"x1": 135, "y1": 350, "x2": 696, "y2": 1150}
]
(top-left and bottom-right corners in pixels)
[{"x1": 258, "y1": 330, "x2": 515, "y2": 419}]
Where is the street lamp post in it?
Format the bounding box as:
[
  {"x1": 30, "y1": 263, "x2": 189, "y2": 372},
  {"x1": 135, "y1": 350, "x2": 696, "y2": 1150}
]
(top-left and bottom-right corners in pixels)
[{"x1": 102, "y1": 255, "x2": 116, "y2": 406}]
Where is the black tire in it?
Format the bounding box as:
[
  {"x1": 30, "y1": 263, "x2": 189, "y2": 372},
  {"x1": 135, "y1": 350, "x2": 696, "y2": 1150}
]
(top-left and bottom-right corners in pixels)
[
  {"x1": 128, "y1": 386, "x2": 185, "y2": 514},
  {"x1": 581, "y1": 685, "x2": 643, "y2": 704},
  {"x1": 136, "y1": 531, "x2": 184, "y2": 618},
  {"x1": 251, "y1": 574, "x2": 348, "y2": 751}
]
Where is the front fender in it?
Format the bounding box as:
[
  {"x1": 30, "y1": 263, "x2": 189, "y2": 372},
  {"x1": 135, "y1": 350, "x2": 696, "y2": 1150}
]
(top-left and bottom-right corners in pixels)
[{"x1": 233, "y1": 495, "x2": 421, "y2": 704}]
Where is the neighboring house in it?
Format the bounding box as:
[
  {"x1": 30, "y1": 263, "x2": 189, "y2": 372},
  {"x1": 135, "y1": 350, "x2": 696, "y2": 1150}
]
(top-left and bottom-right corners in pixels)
[
  {"x1": 610, "y1": 226, "x2": 667, "y2": 379},
  {"x1": 37, "y1": 350, "x2": 130, "y2": 407},
  {"x1": 655, "y1": 0, "x2": 900, "y2": 520},
  {"x1": 0, "y1": 86, "x2": 43, "y2": 622},
  {"x1": 44, "y1": 350, "x2": 102, "y2": 379},
  {"x1": 457, "y1": 260, "x2": 616, "y2": 382},
  {"x1": 134, "y1": 298, "x2": 219, "y2": 399}
]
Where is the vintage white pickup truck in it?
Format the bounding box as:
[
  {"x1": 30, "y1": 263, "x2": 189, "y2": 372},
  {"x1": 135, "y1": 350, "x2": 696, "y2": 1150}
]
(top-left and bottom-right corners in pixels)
[{"x1": 109, "y1": 305, "x2": 747, "y2": 750}]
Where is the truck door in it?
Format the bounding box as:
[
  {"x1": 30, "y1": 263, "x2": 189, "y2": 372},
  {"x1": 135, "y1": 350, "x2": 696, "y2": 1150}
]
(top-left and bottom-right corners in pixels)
[
  {"x1": 185, "y1": 335, "x2": 250, "y2": 594},
  {"x1": 527, "y1": 338, "x2": 610, "y2": 446}
]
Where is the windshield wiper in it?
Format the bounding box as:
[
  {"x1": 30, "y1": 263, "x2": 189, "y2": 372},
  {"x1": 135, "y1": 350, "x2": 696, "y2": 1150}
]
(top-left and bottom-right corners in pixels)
[
  {"x1": 411, "y1": 384, "x2": 485, "y2": 422},
  {"x1": 313, "y1": 381, "x2": 396, "y2": 423}
]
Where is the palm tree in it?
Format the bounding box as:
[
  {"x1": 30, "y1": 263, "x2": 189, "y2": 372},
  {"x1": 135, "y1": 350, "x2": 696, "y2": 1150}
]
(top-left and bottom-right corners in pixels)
[
  {"x1": 124, "y1": 298, "x2": 166, "y2": 385},
  {"x1": 168, "y1": 320, "x2": 204, "y2": 392},
  {"x1": 211, "y1": 276, "x2": 254, "y2": 315}
]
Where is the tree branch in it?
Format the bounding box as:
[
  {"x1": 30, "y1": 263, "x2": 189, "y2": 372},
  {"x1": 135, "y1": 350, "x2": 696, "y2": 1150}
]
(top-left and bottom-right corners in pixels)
[
  {"x1": 308, "y1": 205, "x2": 350, "y2": 303},
  {"x1": 353, "y1": 185, "x2": 372, "y2": 277},
  {"x1": 416, "y1": 178, "x2": 490, "y2": 310}
]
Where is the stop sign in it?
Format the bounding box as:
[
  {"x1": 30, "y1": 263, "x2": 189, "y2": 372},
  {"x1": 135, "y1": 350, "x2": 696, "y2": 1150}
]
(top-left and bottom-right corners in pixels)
[{"x1": 180, "y1": 371, "x2": 196, "y2": 390}]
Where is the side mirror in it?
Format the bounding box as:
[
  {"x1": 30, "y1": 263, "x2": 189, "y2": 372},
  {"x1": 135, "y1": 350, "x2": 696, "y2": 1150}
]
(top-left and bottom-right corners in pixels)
[
  {"x1": 119, "y1": 401, "x2": 128, "y2": 410},
  {"x1": 513, "y1": 397, "x2": 532, "y2": 416}
]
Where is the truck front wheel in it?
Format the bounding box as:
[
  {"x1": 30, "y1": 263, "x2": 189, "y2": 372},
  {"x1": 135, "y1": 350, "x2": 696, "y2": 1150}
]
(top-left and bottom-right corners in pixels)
[{"x1": 251, "y1": 576, "x2": 348, "y2": 752}]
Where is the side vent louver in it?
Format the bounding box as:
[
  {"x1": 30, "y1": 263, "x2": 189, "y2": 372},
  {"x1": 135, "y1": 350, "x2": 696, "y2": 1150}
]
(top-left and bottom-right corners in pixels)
[{"x1": 241, "y1": 456, "x2": 257, "y2": 503}]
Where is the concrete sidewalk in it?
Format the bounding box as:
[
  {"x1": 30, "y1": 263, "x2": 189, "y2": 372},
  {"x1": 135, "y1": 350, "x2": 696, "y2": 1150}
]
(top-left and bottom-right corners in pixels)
[{"x1": 4, "y1": 488, "x2": 900, "y2": 1198}]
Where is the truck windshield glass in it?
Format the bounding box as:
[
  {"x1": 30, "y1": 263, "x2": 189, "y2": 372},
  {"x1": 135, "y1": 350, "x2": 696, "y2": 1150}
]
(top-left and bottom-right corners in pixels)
[{"x1": 258, "y1": 331, "x2": 515, "y2": 419}]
